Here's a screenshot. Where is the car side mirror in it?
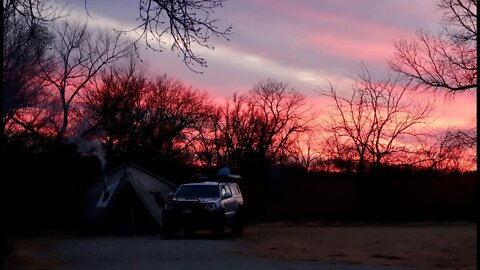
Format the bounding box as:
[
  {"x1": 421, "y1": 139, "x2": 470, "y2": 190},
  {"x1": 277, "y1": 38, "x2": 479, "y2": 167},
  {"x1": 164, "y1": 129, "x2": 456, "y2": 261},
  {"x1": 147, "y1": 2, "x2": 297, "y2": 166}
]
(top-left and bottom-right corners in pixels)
[
  {"x1": 167, "y1": 192, "x2": 174, "y2": 199},
  {"x1": 223, "y1": 192, "x2": 232, "y2": 199}
]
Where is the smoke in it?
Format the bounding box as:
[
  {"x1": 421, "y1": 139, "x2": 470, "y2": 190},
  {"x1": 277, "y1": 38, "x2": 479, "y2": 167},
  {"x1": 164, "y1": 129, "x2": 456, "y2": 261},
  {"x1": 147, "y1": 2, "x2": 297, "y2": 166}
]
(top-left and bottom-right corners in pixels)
[{"x1": 70, "y1": 137, "x2": 106, "y2": 171}]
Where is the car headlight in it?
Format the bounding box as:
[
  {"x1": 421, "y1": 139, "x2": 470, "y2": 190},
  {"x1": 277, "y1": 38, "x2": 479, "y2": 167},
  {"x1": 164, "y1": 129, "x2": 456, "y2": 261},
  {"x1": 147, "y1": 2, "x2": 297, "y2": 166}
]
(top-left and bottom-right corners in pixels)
[{"x1": 203, "y1": 203, "x2": 216, "y2": 211}]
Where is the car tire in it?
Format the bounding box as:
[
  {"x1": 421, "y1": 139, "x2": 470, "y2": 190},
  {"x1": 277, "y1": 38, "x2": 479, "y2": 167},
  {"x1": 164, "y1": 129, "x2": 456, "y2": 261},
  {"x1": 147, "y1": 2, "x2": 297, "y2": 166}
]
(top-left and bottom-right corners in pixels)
[{"x1": 232, "y1": 209, "x2": 244, "y2": 236}]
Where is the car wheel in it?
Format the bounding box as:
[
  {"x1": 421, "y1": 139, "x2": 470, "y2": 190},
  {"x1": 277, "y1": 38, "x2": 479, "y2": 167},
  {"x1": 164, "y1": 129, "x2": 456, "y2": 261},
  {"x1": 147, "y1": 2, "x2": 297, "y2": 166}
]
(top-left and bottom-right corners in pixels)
[{"x1": 232, "y1": 210, "x2": 244, "y2": 236}]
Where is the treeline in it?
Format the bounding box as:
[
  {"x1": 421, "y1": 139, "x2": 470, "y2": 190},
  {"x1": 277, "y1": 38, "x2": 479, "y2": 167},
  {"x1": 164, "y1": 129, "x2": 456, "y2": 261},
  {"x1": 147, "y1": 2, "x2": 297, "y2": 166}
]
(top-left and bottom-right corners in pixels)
[
  {"x1": 4, "y1": 57, "x2": 475, "y2": 177},
  {"x1": 3, "y1": 0, "x2": 477, "y2": 234},
  {"x1": 3, "y1": 0, "x2": 476, "y2": 176}
]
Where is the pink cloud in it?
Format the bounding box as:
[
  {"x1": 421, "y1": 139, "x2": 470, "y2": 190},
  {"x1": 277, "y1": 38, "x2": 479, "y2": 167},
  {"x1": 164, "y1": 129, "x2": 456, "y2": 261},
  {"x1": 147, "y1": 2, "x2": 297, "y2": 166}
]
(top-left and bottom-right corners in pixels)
[
  {"x1": 254, "y1": 0, "x2": 415, "y2": 36},
  {"x1": 250, "y1": 0, "x2": 419, "y2": 64},
  {"x1": 432, "y1": 93, "x2": 477, "y2": 129},
  {"x1": 303, "y1": 33, "x2": 395, "y2": 61}
]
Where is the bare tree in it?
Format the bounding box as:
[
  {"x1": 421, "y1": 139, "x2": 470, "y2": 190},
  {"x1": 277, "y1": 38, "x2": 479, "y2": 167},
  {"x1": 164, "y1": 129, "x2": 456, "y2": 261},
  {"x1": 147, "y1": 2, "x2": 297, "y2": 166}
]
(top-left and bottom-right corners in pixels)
[
  {"x1": 3, "y1": 0, "x2": 63, "y2": 26},
  {"x1": 2, "y1": 0, "x2": 64, "y2": 145},
  {"x1": 38, "y1": 20, "x2": 131, "y2": 143},
  {"x1": 250, "y1": 80, "x2": 312, "y2": 161},
  {"x1": 210, "y1": 80, "x2": 312, "y2": 171},
  {"x1": 3, "y1": 15, "x2": 51, "y2": 135},
  {"x1": 389, "y1": 0, "x2": 476, "y2": 93},
  {"x1": 287, "y1": 130, "x2": 324, "y2": 173},
  {"x1": 320, "y1": 67, "x2": 434, "y2": 173},
  {"x1": 414, "y1": 126, "x2": 476, "y2": 172},
  {"x1": 77, "y1": 57, "x2": 148, "y2": 155},
  {"x1": 93, "y1": 0, "x2": 233, "y2": 72},
  {"x1": 183, "y1": 105, "x2": 221, "y2": 168},
  {"x1": 80, "y1": 66, "x2": 213, "y2": 162},
  {"x1": 215, "y1": 93, "x2": 260, "y2": 169},
  {"x1": 3, "y1": 96, "x2": 54, "y2": 149},
  {"x1": 321, "y1": 131, "x2": 359, "y2": 173},
  {"x1": 139, "y1": 74, "x2": 213, "y2": 159}
]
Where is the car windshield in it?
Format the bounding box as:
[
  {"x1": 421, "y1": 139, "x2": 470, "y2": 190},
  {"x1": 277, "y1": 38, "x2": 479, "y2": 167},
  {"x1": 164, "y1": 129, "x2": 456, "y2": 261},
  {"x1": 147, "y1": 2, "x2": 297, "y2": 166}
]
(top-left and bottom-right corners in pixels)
[{"x1": 175, "y1": 185, "x2": 219, "y2": 198}]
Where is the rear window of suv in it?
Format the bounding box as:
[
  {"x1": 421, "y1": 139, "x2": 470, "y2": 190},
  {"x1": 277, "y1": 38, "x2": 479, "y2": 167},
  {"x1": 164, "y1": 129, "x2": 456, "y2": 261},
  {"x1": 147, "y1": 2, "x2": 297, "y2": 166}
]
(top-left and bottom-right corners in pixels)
[
  {"x1": 175, "y1": 185, "x2": 220, "y2": 198},
  {"x1": 229, "y1": 184, "x2": 241, "y2": 196}
]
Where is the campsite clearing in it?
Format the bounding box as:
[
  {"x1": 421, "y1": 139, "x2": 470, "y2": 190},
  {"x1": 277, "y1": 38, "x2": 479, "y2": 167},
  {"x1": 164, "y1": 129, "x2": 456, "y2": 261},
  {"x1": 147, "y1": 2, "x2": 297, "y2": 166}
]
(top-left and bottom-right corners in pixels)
[
  {"x1": 4, "y1": 223, "x2": 476, "y2": 270},
  {"x1": 241, "y1": 222, "x2": 476, "y2": 270}
]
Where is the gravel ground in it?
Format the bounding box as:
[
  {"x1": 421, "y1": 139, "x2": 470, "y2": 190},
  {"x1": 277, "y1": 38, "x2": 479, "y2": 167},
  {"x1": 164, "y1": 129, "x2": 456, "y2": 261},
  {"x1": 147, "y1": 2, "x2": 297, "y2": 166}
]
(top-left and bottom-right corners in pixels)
[
  {"x1": 53, "y1": 234, "x2": 411, "y2": 270},
  {"x1": 241, "y1": 223, "x2": 477, "y2": 270},
  {"x1": 5, "y1": 223, "x2": 475, "y2": 270}
]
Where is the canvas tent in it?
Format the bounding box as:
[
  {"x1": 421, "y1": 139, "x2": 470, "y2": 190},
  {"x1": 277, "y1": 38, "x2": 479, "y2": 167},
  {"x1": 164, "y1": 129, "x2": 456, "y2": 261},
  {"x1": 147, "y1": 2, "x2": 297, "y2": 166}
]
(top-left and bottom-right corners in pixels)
[{"x1": 82, "y1": 163, "x2": 176, "y2": 235}]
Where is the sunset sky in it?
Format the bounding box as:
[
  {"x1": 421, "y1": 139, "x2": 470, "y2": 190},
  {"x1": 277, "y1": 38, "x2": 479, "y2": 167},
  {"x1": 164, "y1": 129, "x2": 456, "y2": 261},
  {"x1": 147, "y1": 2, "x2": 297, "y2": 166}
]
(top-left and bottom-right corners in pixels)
[{"x1": 59, "y1": 0, "x2": 476, "y2": 130}]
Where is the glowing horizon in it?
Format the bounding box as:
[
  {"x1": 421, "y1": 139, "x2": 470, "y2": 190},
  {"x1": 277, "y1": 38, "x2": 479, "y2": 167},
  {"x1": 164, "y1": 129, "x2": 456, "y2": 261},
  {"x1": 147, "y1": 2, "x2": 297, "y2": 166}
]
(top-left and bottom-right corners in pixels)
[{"x1": 57, "y1": 0, "x2": 475, "y2": 133}]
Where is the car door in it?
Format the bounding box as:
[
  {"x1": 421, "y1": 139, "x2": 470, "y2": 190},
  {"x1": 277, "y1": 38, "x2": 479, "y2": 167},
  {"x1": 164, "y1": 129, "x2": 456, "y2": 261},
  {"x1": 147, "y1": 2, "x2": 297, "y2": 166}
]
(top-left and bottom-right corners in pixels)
[
  {"x1": 229, "y1": 183, "x2": 243, "y2": 209},
  {"x1": 221, "y1": 185, "x2": 236, "y2": 221}
]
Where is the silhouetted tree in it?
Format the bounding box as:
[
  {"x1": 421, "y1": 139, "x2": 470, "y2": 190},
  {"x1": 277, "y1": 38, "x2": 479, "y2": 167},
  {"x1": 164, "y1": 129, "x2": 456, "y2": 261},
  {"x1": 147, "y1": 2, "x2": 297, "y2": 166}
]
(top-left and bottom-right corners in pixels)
[
  {"x1": 81, "y1": 65, "x2": 213, "y2": 164},
  {"x1": 211, "y1": 79, "x2": 312, "y2": 172},
  {"x1": 3, "y1": 0, "x2": 63, "y2": 25},
  {"x1": 188, "y1": 107, "x2": 223, "y2": 169},
  {"x1": 2, "y1": 0, "x2": 62, "y2": 148},
  {"x1": 3, "y1": 17, "x2": 50, "y2": 140},
  {"x1": 320, "y1": 66, "x2": 433, "y2": 173},
  {"x1": 37, "y1": 20, "x2": 131, "y2": 144},
  {"x1": 287, "y1": 130, "x2": 324, "y2": 173},
  {"x1": 389, "y1": 0, "x2": 476, "y2": 93},
  {"x1": 214, "y1": 93, "x2": 260, "y2": 169},
  {"x1": 414, "y1": 126, "x2": 476, "y2": 172},
  {"x1": 78, "y1": 56, "x2": 148, "y2": 157},
  {"x1": 86, "y1": 0, "x2": 232, "y2": 71},
  {"x1": 138, "y1": 74, "x2": 213, "y2": 160}
]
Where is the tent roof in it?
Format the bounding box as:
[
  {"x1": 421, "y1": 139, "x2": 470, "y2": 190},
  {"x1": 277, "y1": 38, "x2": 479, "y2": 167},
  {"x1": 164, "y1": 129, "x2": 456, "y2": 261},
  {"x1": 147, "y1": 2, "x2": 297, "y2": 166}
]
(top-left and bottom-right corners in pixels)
[
  {"x1": 83, "y1": 163, "x2": 177, "y2": 227},
  {"x1": 82, "y1": 162, "x2": 176, "y2": 190}
]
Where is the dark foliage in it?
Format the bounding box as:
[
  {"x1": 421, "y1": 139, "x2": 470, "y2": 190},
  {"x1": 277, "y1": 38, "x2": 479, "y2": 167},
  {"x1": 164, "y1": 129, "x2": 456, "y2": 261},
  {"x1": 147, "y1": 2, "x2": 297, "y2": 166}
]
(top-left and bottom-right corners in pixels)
[
  {"x1": 242, "y1": 168, "x2": 477, "y2": 224},
  {"x1": 3, "y1": 144, "x2": 102, "y2": 236}
]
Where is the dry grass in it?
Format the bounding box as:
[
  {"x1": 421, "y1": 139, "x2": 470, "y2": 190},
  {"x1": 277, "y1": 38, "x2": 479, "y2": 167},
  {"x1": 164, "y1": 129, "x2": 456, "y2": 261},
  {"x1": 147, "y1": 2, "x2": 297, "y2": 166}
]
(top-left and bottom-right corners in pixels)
[{"x1": 240, "y1": 222, "x2": 477, "y2": 270}]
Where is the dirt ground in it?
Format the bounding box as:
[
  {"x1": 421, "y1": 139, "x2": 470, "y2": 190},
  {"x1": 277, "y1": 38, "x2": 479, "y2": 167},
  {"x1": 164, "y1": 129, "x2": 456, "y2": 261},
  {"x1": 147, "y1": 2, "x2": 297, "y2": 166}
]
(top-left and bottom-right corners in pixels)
[
  {"x1": 239, "y1": 222, "x2": 477, "y2": 270},
  {"x1": 4, "y1": 236, "x2": 63, "y2": 270},
  {"x1": 4, "y1": 223, "x2": 476, "y2": 270}
]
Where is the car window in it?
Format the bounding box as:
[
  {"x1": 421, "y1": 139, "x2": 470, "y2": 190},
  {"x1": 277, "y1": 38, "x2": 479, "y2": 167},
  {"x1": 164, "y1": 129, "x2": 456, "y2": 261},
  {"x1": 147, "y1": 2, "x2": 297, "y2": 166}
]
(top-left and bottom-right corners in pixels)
[
  {"x1": 221, "y1": 185, "x2": 232, "y2": 198},
  {"x1": 229, "y1": 184, "x2": 240, "y2": 196},
  {"x1": 175, "y1": 185, "x2": 219, "y2": 198}
]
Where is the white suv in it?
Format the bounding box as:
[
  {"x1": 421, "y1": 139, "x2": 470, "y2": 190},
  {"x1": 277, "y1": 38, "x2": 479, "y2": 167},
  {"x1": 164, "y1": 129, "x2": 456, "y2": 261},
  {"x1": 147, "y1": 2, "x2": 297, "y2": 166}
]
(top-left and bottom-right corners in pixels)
[{"x1": 163, "y1": 182, "x2": 244, "y2": 237}]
